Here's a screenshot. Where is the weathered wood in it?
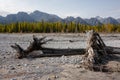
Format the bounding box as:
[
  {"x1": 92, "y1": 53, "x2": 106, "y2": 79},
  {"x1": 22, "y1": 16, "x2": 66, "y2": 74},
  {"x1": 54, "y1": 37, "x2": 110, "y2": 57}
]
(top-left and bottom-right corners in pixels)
[
  {"x1": 81, "y1": 30, "x2": 120, "y2": 72},
  {"x1": 11, "y1": 35, "x2": 86, "y2": 58},
  {"x1": 106, "y1": 46, "x2": 120, "y2": 54},
  {"x1": 42, "y1": 48, "x2": 84, "y2": 54},
  {"x1": 28, "y1": 48, "x2": 85, "y2": 58},
  {"x1": 11, "y1": 44, "x2": 85, "y2": 58},
  {"x1": 11, "y1": 43, "x2": 27, "y2": 58},
  {"x1": 11, "y1": 35, "x2": 52, "y2": 58}
]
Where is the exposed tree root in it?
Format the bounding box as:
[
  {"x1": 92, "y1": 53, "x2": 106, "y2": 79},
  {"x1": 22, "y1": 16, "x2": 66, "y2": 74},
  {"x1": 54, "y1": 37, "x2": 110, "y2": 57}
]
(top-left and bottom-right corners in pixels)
[
  {"x1": 81, "y1": 30, "x2": 120, "y2": 72},
  {"x1": 11, "y1": 35, "x2": 51, "y2": 58}
]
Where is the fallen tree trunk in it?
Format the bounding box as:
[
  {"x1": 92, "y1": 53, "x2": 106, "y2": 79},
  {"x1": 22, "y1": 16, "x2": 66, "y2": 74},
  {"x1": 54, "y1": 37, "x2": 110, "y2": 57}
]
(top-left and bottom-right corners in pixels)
[
  {"x1": 11, "y1": 44, "x2": 85, "y2": 59},
  {"x1": 11, "y1": 35, "x2": 86, "y2": 58},
  {"x1": 106, "y1": 46, "x2": 120, "y2": 54},
  {"x1": 27, "y1": 48, "x2": 85, "y2": 58}
]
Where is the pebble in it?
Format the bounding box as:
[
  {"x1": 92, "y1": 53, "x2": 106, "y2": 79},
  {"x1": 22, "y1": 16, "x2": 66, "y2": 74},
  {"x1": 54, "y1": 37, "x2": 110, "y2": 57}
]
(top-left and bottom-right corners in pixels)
[
  {"x1": 9, "y1": 65, "x2": 16, "y2": 70},
  {"x1": 17, "y1": 64, "x2": 21, "y2": 66},
  {"x1": 47, "y1": 75, "x2": 58, "y2": 80},
  {"x1": 36, "y1": 66, "x2": 40, "y2": 69},
  {"x1": 10, "y1": 78, "x2": 17, "y2": 80},
  {"x1": 11, "y1": 67, "x2": 15, "y2": 70},
  {"x1": 3, "y1": 56, "x2": 6, "y2": 59},
  {"x1": 75, "y1": 65, "x2": 82, "y2": 68},
  {"x1": 24, "y1": 64, "x2": 28, "y2": 67}
]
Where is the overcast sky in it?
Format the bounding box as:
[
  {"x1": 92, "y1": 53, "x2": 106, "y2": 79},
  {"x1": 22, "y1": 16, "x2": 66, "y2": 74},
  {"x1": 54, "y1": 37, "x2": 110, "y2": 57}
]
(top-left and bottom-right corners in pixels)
[{"x1": 0, "y1": 0, "x2": 120, "y2": 18}]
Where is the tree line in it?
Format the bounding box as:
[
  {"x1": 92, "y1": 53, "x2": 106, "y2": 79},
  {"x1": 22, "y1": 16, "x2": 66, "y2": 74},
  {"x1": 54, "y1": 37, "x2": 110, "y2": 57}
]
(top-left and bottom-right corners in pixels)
[{"x1": 0, "y1": 21, "x2": 120, "y2": 33}]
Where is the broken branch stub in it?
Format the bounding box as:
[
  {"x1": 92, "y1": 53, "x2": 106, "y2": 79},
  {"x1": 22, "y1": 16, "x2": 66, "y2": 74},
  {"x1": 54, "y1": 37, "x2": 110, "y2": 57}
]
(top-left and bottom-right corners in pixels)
[{"x1": 11, "y1": 43, "x2": 26, "y2": 59}]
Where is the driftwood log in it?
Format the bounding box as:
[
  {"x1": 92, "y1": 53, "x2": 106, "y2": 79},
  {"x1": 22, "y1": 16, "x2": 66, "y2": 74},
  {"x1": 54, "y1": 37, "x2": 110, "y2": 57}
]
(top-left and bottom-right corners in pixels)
[{"x1": 11, "y1": 35, "x2": 85, "y2": 59}]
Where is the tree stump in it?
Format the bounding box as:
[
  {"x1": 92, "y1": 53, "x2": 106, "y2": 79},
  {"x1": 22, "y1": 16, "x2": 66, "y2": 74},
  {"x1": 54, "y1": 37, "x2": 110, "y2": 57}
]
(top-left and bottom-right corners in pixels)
[{"x1": 81, "y1": 30, "x2": 109, "y2": 71}]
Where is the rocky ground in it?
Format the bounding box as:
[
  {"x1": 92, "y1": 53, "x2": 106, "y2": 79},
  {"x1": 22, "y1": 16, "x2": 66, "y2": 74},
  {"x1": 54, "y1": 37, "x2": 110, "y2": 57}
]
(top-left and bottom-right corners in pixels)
[{"x1": 0, "y1": 33, "x2": 120, "y2": 80}]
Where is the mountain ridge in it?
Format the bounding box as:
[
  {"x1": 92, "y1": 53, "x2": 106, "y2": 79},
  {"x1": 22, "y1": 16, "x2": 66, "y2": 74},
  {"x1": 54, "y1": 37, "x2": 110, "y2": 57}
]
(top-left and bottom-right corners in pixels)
[{"x1": 0, "y1": 10, "x2": 120, "y2": 25}]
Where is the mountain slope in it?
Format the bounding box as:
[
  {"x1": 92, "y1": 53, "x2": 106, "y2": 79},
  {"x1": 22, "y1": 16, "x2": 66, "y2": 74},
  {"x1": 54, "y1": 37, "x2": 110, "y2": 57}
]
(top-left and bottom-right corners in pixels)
[
  {"x1": 5, "y1": 12, "x2": 34, "y2": 23},
  {"x1": 99, "y1": 17, "x2": 119, "y2": 24},
  {"x1": 84, "y1": 18, "x2": 102, "y2": 26},
  {"x1": 30, "y1": 10, "x2": 62, "y2": 22},
  {"x1": 64, "y1": 16, "x2": 88, "y2": 24},
  {"x1": 117, "y1": 18, "x2": 120, "y2": 23},
  {"x1": 0, "y1": 16, "x2": 6, "y2": 24},
  {"x1": 0, "y1": 10, "x2": 119, "y2": 25}
]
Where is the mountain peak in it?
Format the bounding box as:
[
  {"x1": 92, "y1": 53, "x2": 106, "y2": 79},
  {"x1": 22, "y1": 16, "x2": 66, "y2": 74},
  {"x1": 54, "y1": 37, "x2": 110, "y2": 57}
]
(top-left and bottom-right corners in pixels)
[
  {"x1": 34, "y1": 10, "x2": 40, "y2": 13},
  {"x1": 32, "y1": 10, "x2": 44, "y2": 14},
  {"x1": 95, "y1": 16, "x2": 103, "y2": 20},
  {"x1": 17, "y1": 12, "x2": 28, "y2": 15},
  {"x1": 30, "y1": 10, "x2": 62, "y2": 22}
]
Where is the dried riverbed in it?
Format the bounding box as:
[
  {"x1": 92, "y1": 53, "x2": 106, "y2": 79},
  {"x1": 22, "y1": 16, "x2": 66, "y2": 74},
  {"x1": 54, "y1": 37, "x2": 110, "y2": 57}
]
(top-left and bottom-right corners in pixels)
[{"x1": 0, "y1": 33, "x2": 120, "y2": 80}]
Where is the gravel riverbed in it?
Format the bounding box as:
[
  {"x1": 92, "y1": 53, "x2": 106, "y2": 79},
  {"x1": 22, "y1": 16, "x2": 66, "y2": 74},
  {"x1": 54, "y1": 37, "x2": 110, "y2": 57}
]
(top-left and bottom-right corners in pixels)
[{"x1": 0, "y1": 33, "x2": 120, "y2": 80}]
